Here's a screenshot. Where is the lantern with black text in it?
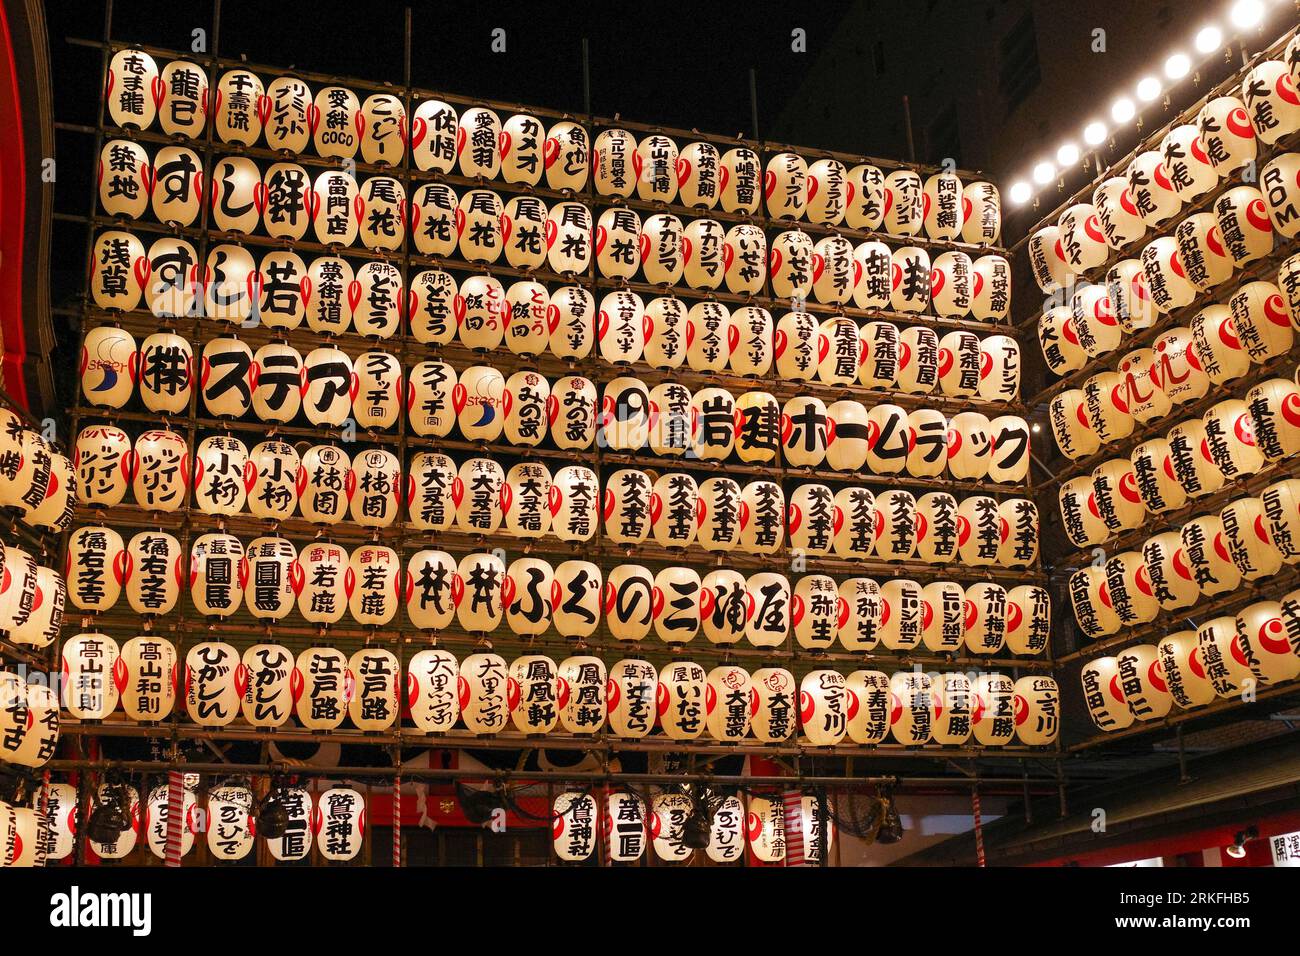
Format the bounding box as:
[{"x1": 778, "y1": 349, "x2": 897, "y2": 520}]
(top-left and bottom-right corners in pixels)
[
  {"x1": 1156, "y1": 630, "x2": 1217, "y2": 709},
  {"x1": 964, "y1": 582, "x2": 1007, "y2": 656},
  {"x1": 1262, "y1": 478, "x2": 1300, "y2": 563},
  {"x1": 552, "y1": 792, "x2": 597, "y2": 862},
  {"x1": 852, "y1": 240, "x2": 891, "y2": 310},
  {"x1": 454, "y1": 552, "x2": 504, "y2": 635},
  {"x1": 406, "y1": 648, "x2": 460, "y2": 733},
  {"x1": 971, "y1": 674, "x2": 1015, "y2": 746},
  {"x1": 1038, "y1": 306, "x2": 1085, "y2": 376},
  {"x1": 346, "y1": 545, "x2": 400, "y2": 627},
  {"x1": 508, "y1": 654, "x2": 559, "y2": 734},
  {"x1": 558, "y1": 655, "x2": 608, "y2": 734},
  {"x1": 634, "y1": 133, "x2": 678, "y2": 202},
  {"x1": 549, "y1": 464, "x2": 599, "y2": 543},
  {"x1": 912, "y1": 491, "x2": 956, "y2": 564},
  {"x1": 1012, "y1": 676, "x2": 1059, "y2": 746},
  {"x1": 189, "y1": 533, "x2": 245, "y2": 617},
  {"x1": 1103, "y1": 550, "x2": 1158, "y2": 627},
  {"x1": 875, "y1": 579, "x2": 922, "y2": 651},
  {"x1": 292, "y1": 646, "x2": 349, "y2": 732},
  {"x1": 239, "y1": 643, "x2": 294, "y2": 728},
  {"x1": 605, "y1": 658, "x2": 657, "y2": 740},
  {"x1": 596, "y1": 206, "x2": 642, "y2": 280},
  {"x1": 1220, "y1": 496, "x2": 1282, "y2": 581},
  {"x1": 750, "y1": 668, "x2": 797, "y2": 743},
  {"x1": 888, "y1": 671, "x2": 934, "y2": 745},
  {"x1": 1181, "y1": 513, "x2": 1241, "y2": 597},
  {"x1": 1166, "y1": 418, "x2": 1224, "y2": 500},
  {"x1": 87, "y1": 783, "x2": 139, "y2": 860},
  {"x1": 294, "y1": 541, "x2": 348, "y2": 624},
  {"x1": 185, "y1": 641, "x2": 241, "y2": 727},
  {"x1": 930, "y1": 250, "x2": 973, "y2": 318},
  {"x1": 145, "y1": 782, "x2": 197, "y2": 860},
  {"x1": 1027, "y1": 226, "x2": 1069, "y2": 294},
  {"x1": 1081, "y1": 657, "x2": 1134, "y2": 733},
  {"x1": 546, "y1": 202, "x2": 593, "y2": 276},
  {"x1": 603, "y1": 564, "x2": 654, "y2": 642},
  {"x1": 346, "y1": 647, "x2": 399, "y2": 732},
  {"x1": 1082, "y1": 370, "x2": 1134, "y2": 444},
  {"x1": 1234, "y1": 600, "x2": 1298, "y2": 685},
  {"x1": 937, "y1": 329, "x2": 980, "y2": 398},
  {"x1": 241, "y1": 536, "x2": 295, "y2": 621},
  {"x1": 264, "y1": 788, "x2": 312, "y2": 862},
  {"x1": 1197, "y1": 616, "x2": 1253, "y2": 699},
  {"x1": 890, "y1": 245, "x2": 931, "y2": 313},
  {"x1": 65, "y1": 526, "x2": 124, "y2": 613},
  {"x1": 80, "y1": 323, "x2": 137, "y2": 409},
  {"x1": 404, "y1": 550, "x2": 456, "y2": 632},
  {"x1": 1204, "y1": 398, "x2": 1264, "y2": 481}
]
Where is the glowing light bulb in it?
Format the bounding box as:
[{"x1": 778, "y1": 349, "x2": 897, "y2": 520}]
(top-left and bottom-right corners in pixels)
[
  {"x1": 1112, "y1": 97, "x2": 1136, "y2": 123},
  {"x1": 1083, "y1": 121, "x2": 1107, "y2": 146}
]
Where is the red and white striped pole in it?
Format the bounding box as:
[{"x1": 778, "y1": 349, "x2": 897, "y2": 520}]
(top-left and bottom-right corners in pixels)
[
  {"x1": 164, "y1": 770, "x2": 185, "y2": 867},
  {"x1": 391, "y1": 774, "x2": 401, "y2": 868},
  {"x1": 971, "y1": 787, "x2": 986, "y2": 868}
]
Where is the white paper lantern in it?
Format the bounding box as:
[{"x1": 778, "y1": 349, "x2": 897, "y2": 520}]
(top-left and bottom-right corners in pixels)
[
  {"x1": 1080, "y1": 656, "x2": 1135, "y2": 732},
  {"x1": 888, "y1": 671, "x2": 934, "y2": 745},
  {"x1": 657, "y1": 660, "x2": 705, "y2": 740},
  {"x1": 971, "y1": 673, "x2": 1016, "y2": 746},
  {"x1": 606, "y1": 658, "x2": 658, "y2": 738},
  {"x1": 406, "y1": 647, "x2": 460, "y2": 733},
  {"x1": 1156, "y1": 629, "x2": 1217, "y2": 708},
  {"x1": 877, "y1": 578, "x2": 924, "y2": 650},
  {"x1": 602, "y1": 564, "x2": 654, "y2": 641},
  {"x1": 750, "y1": 667, "x2": 797, "y2": 743},
  {"x1": 184, "y1": 640, "x2": 241, "y2": 726},
  {"x1": 700, "y1": 568, "x2": 747, "y2": 646}
]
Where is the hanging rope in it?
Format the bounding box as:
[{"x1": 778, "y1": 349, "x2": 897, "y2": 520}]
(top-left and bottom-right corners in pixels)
[{"x1": 971, "y1": 786, "x2": 986, "y2": 868}]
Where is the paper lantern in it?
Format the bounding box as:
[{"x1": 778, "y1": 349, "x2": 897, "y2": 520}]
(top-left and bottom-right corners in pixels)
[
  {"x1": 637, "y1": 297, "x2": 685, "y2": 372},
  {"x1": 997, "y1": 498, "x2": 1039, "y2": 573},
  {"x1": 345, "y1": 447, "x2": 400, "y2": 529},
  {"x1": 346, "y1": 545, "x2": 400, "y2": 627},
  {"x1": 183, "y1": 640, "x2": 241, "y2": 726},
  {"x1": 456, "y1": 105, "x2": 503, "y2": 179},
  {"x1": 731, "y1": 392, "x2": 779, "y2": 468},
  {"x1": 552, "y1": 792, "x2": 597, "y2": 862},
  {"x1": 606, "y1": 658, "x2": 658, "y2": 738},
  {"x1": 1127, "y1": 149, "x2": 1182, "y2": 228},
  {"x1": 595, "y1": 290, "x2": 646, "y2": 366},
  {"x1": 262, "y1": 787, "x2": 312, "y2": 862},
  {"x1": 633, "y1": 133, "x2": 678, "y2": 202},
  {"x1": 1261, "y1": 153, "x2": 1300, "y2": 239},
  {"x1": 603, "y1": 564, "x2": 654, "y2": 641},
  {"x1": 827, "y1": 486, "x2": 873, "y2": 559},
  {"x1": 750, "y1": 667, "x2": 797, "y2": 742},
  {"x1": 1156, "y1": 629, "x2": 1217, "y2": 709},
  {"x1": 1215, "y1": 184, "x2": 1275, "y2": 273},
  {"x1": 1057, "y1": 202, "x2": 1109, "y2": 274},
  {"x1": 1027, "y1": 226, "x2": 1070, "y2": 294},
  {"x1": 294, "y1": 541, "x2": 349, "y2": 624},
  {"x1": 770, "y1": 229, "x2": 815, "y2": 301},
  {"x1": 1004, "y1": 584, "x2": 1050, "y2": 656},
  {"x1": 452, "y1": 552, "x2": 504, "y2": 634},
  {"x1": 643, "y1": 381, "x2": 689, "y2": 458},
  {"x1": 805, "y1": 157, "x2": 849, "y2": 225},
  {"x1": 765, "y1": 151, "x2": 808, "y2": 220},
  {"x1": 1163, "y1": 124, "x2": 1219, "y2": 203},
  {"x1": 738, "y1": 479, "x2": 785, "y2": 555},
  {"x1": 1107, "y1": 258, "x2": 1157, "y2": 333},
  {"x1": 297, "y1": 256, "x2": 354, "y2": 335},
  {"x1": 595, "y1": 206, "x2": 642, "y2": 280},
  {"x1": 207, "y1": 155, "x2": 265, "y2": 235},
  {"x1": 1198, "y1": 94, "x2": 1256, "y2": 174},
  {"x1": 1243, "y1": 60, "x2": 1300, "y2": 144},
  {"x1": 971, "y1": 674, "x2": 1015, "y2": 746},
  {"x1": 1165, "y1": 417, "x2": 1224, "y2": 499},
  {"x1": 74, "y1": 425, "x2": 131, "y2": 508},
  {"x1": 593, "y1": 127, "x2": 636, "y2": 197},
  {"x1": 745, "y1": 572, "x2": 790, "y2": 648},
  {"x1": 651, "y1": 792, "x2": 694, "y2": 863},
  {"x1": 98, "y1": 139, "x2": 151, "y2": 221},
  {"x1": 211, "y1": 68, "x2": 264, "y2": 145},
  {"x1": 0, "y1": 546, "x2": 37, "y2": 640},
  {"x1": 931, "y1": 672, "x2": 974, "y2": 746},
  {"x1": 501, "y1": 558, "x2": 555, "y2": 636},
  {"x1": 450, "y1": 363, "x2": 503, "y2": 442},
  {"x1": 1189, "y1": 304, "x2": 1249, "y2": 388},
  {"x1": 811, "y1": 234, "x2": 854, "y2": 304},
  {"x1": 723, "y1": 224, "x2": 767, "y2": 296},
  {"x1": 890, "y1": 245, "x2": 931, "y2": 313},
  {"x1": 720, "y1": 146, "x2": 762, "y2": 214},
  {"x1": 986, "y1": 415, "x2": 1030, "y2": 485},
  {"x1": 1236, "y1": 600, "x2": 1299, "y2": 685},
  {"x1": 838, "y1": 670, "x2": 889, "y2": 746},
  {"x1": 241, "y1": 536, "x2": 295, "y2": 621},
  {"x1": 403, "y1": 549, "x2": 456, "y2": 632},
  {"x1": 888, "y1": 671, "x2": 934, "y2": 745},
  {"x1": 1220, "y1": 496, "x2": 1282, "y2": 580},
  {"x1": 189, "y1": 533, "x2": 245, "y2": 617},
  {"x1": 957, "y1": 494, "x2": 1001, "y2": 566},
  {"x1": 298, "y1": 345, "x2": 352, "y2": 427},
  {"x1": 545, "y1": 201, "x2": 594, "y2": 277},
  {"x1": 705, "y1": 794, "x2": 746, "y2": 864},
  {"x1": 1035, "y1": 306, "x2": 1084, "y2": 379},
  {"x1": 295, "y1": 444, "x2": 349, "y2": 525},
  {"x1": 920, "y1": 580, "x2": 965, "y2": 652},
  {"x1": 1280, "y1": 253, "x2": 1300, "y2": 329},
  {"x1": 401, "y1": 363, "x2": 457, "y2": 441},
  {"x1": 872, "y1": 489, "x2": 916, "y2": 561},
  {"x1": 888, "y1": 327, "x2": 934, "y2": 398},
  {"x1": 21, "y1": 449, "x2": 73, "y2": 533},
  {"x1": 202, "y1": 785, "x2": 255, "y2": 863},
  {"x1": 499, "y1": 461, "x2": 552, "y2": 539},
  {"x1": 920, "y1": 169, "x2": 963, "y2": 240},
  {"x1": 881, "y1": 167, "x2": 922, "y2": 236},
  {"x1": 499, "y1": 111, "x2": 545, "y2": 186},
  {"x1": 310, "y1": 85, "x2": 361, "y2": 159},
  {"x1": 190, "y1": 434, "x2": 250, "y2": 517},
  {"x1": 124, "y1": 429, "x2": 185, "y2": 513},
  {"x1": 851, "y1": 321, "x2": 893, "y2": 391},
  {"x1": 242, "y1": 442, "x2": 297, "y2": 523},
  {"x1": 1056, "y1": 474, "x2": 1110, "y2": 550},
  {"x1": 1090, "y1": 457, "x2": 1145, "y2": 533},
  {"x1": 4, "y1": 559, "x2": 61, "y2": 649},
  {"x1": 868, "y1": 403, "x2": 909, "y2": 476},
  {"x1": 345, "y1": 647, "x2": 399, "y2": 732},
  {"x1": 967, "y1": 254, "x2": 1010, "y2": 324},
  {"x1": 851, "y1": 240, "x2": 891, "y2": 310},
  {"x1": 505, "y1": 654, "x2": 560, "y2": 735},
  {"x1": 144, "y1": 237, "x2": 199, "y2": 320},
  {"x1": 785, "y1": 482, "x2": 834, "y2": 557},
  {"x1": 775, "y1": 395, "x2": 826, "y2": 468},
  {"x1": 105, "y1": 48, "x2": 159, "y2": 129},
  {"x1": 406, "y1": 648, "x2": 459, "y2": 733},
  {"x1": 877, "y1": 578, "x2": 924, "y2": 650},
  {"x1": 1103, "y1": 550, "x2": 1159, "y2": 627},
  {"x1": 550, "y1": 375, "x2": 597, "y2": 450},
  {"x1": 146, "y1": 146, "x2": 203, "y2": 229},
  {"x1": 346, "y1": 350, "x2": 401, "y2": 431},
  {"x1": 87, "y1": 783, "x2": 140, "y2": 860},
  {"x1": 934, "y1": 331, "x2": 978, "y2": 400},
  {"x1": 902, "y1": 408, "x2": 946, "y2": 479},
  {"x1": 145, "y1": 781, "x2": 197, "y2": 860},
  {"x1": 791, "y1": 574, "x2": 838, "y2": 651},
  {"x1": 656, "y1": 660, "x2": 705, "y2": 740},
  {"x1": 1262, "y1": 478, "x2": 1300, "y2": 563},
  {"x1": 964, "y1": 582, "x2": 1007, "y2": 655},
  {"x1": 837, "y1": 577, "x2": 882, "y2": 651},
  {"x1": 1013, "y1": 676, "x2": 1059, "y2": 745},
  {"x1": 306, "y1": 168, "x2": 359, "y2": 247},
  {"x1": 1203, "y1": 398, "x2": 1264, "y2": 480},
  {"x1": 1174, "y1": 213, "x2": 1233, "y2": 293},
  {"x1": 946, "y1": 411, "x2": 992, "y2": 480},
  {"x1": 911, "y1": 491, "x2": 956, "y2": 564},
  {"x1": 1180, "y1": 513, "x2": 1242, "y2": 597},
  {"x1": 689, "y1": 386, "x2": 735, "y2": 461},
  {"x1": 1080, "y1": 656, "x2": 1135, "y2": 732},
  {"x1": 292, "y1": 646, "x2": 350, "y2": 732},
  {"x1": 1140, "y1": 236, "x2": 1196, "y2": 314},
  {"x1": 977, "y1": 334, "x2": 1019, "y2": 403},
  {"x1": 34, "y1": 781, "x2": 78, "y2": 862},
  {"x1": 702, "y1": 664, "x2": 753, "y2": 742},
  {"x1": 1092, "y1": 176, "x2": 1145, "y2": 250},
  {"x1": 682, "y1": 303, "x2": 732, "y2": 375},
  {"x1": 693, "y1": 476, "x2": 738, "y2": 553},
  {"x1": 773, "y1": 311, "x2": 818, "y2": 381},
  {"x1": 1080, "y1": 370, "x2": 1132, "y2": 444},
  {"x1": 256, "y1": 74, "x2": 310, "y2": 152},
  {"x1": 411, "y1": 99, "x2": 458, "y2": 173},
  {"x1": 238, "y1": 643, "x2": 294, "y2": 728},
  {"x1": 64, "y1": 526, "x2": 123, "y2": 613},
  {"x1": 80, "y1": 322, "x2": 137, "y2": 409},
  {"x1": 550, "y1": 465, "x2": 599, "y2": 543},
  {"x1": 246, "y1": 343, "x2": 302, "y2": 423},
  {"x1": 798, "y1": 669, "x2": 848, "y2": 746},
  {"x1": 1068, "y1": 284, "x2": 1120, "y2": 361},
  {"x1": 1196, "y1": 616, "x2": 1254, "y2": 699},
  {"x1": 1229, "y1": 280, "x2": 1293, "y2": 365}
]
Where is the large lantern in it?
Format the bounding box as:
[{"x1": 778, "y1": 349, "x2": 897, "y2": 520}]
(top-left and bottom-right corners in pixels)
[
  {"x1": 656, "y1": 660, "x2": 705, "y2": 740},
  {"x1": 606, "y1": 658, "x2": 658, "y2": 739},
  {"x1": 1013, "y1": 676, "x2": 1060, "y2": 746},
  {"x1": 1080, "y1": 656, "x2": 1135, "y2": 733},
  {"x1": 406, "y1": 647, "x2": 460, "y2": 733},
  {"x1": 239, "y1": 643, "x2": 294, "y2": 728},
  {"x1": 184, "y1": 641, "x2": 241, "y2": 727},
  {"x1": 799, "y1": 669, "x2": 849, "y2": 746},
  {"x1": 750, "y1": 667, "x2": 797, "y2": 743}
]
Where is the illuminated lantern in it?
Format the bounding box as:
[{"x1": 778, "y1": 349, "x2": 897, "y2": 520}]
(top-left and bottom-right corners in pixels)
[
  {"x1": 5, "y1": 679, "x2": 56, "y2": 768},
  {"x1": 851, "y1": 239, "x2": 891, "y2": 310},
  {"x1": 957, "y1": 494, "x2": 1001, "y2": 566},
  {"x1": 634, "y1": 133, "x2": 678, "y2": 202},
  {"x1": 181, "y1": 640, "x2": 241, "y2": 727},
  {"x1": 603, "y1": 564, "x2": 655, "y2": 639},
  {"x1": 145, "y1": 236, "x2": 199, "y2": 316},
  {"x1": 1189, "y1": 304, "x2": 1248, "y2": 387},
  {"x1": 656, "y1": 660, "x2": 705, "y2": 740},
  {"x1": 1198, "y1": 94, "x2": 1257, "y2": 174},
  {"x1": 348, "y1": 447, "x2": 401, "y2": 529},
  {"x1": 23, "y1": 451, "x2": 74, "y2": 533},
  {"x1": 873, "y1": 489, "x2": 916, "y2": 561},
  {"x1": 877, "y1": 579, "x2": 923, "y2": 651},
  {"x1": 719, "y1": 145, "x2": 762, "y2": 214},
  {"x1": 890, "y1": 245, "x2": 931, "y2": 313},
  {"x1": 1236, "y1": 600, "x2": 1298, "y2": 685},
  {"x1": 593, "y1": 207, "x2": 641, "y2": 282},
  {"x1": 1155, "y1": 630, "x2": 1215, "y2": 709},
  {"x1": 978, "y1": 334, "x2": 1019, "y2": 403},
  {"x1": 207, "y1": 156, "x2": 263, "y2": 235},
  {"x1": 347, "y1": 545, "x2": 400, "y2": 627},
  {"x1": 647, "y1": 472, "x2": 697, "y2": 551},
  {"x1": 500, "y1": 370, "x2": 549, "y2": 448},
  {"x1": 302, "y1": 256, "x2": 355, "y2": 335},
  {"x1": 1027, "y1": 226, "x2": 1070, "y2": 294},
  {"x1": 123, "y1": 530, "x2": 182, "y2": 618},
  {"x1": 1261, "y1": 153, "x2": 1300, "y2": 239},
  {"x1": 1005, "y1": 584, "x2": 1051, "y2": 656},
  {"x1": 534, "y1": 120, "x2": 587, "y2": 193},
  {"x1": 1104, "y1": 549, "x2": 1159, "y2": 626},
  {"x1": 80, "y1": 323, "x2": 137, "y2": 408},
  {"x1": 245, "y1": 442, "x2": 299, "y2": 523},
  {"x1": 203, "y1": 786, "x2": 254, "y2": 862},
  {"x1": 0, "y1": 547, "x2": 38, "y2": 639},
  {"x1": 605, "y1": 658, "x2": 657, "y2": 740},
  {"x1": 452, "y1": 363, "x2": 504, "y2": 442},
  {"x1": 550, "y1": 792, "x2": 597, "y2": 863},
  {"x1": 971, "y1": 673, "x2": 1015, "y2": 746},
  {"x1": 1069, "y1": 284, "x2": 1119, "y2": 361},
  {"x1": 346, "y1": 647, "x2": 399, "y2": 732},
  {"x1": 1092, "y1": 176, "x2": 1145, "y2": 250},
  {"x1": 98, "y1": 139, "x2": 150, "y2": 220},
  {"x1": 804, "y1": 158, "x2": 848, "y2": 226},
  {"x1": 507, "y1": 654, "x2": 559, "y2": 734},
  {"x1": 65, "y1": 526, "x2": 124, "y2": 613},
  {"x1": 105, "y1": 48, "x2": 160, "y2": 129},
  {"x1": 1081, "y1": 657, "x2": 1135, "y2": 732},
  {"x1": 1217, "y1": 188, "x2": 1273, "y2": 266},
  {"x1": 826, "y1": 486, "x2": 871, "y2": 559},
  {"x1": 796, "y1": 669, "x2": 847, "y2": 747},
  {"x1": 739, "y1": 571, "x2": 788, "y2": 649},
  {"x1": 348, "y1": 350, "x2": 403, "y2": 432},
  {"x1": 404, "y1": 550, "x2": 456, "y2": 632},
  {"x1": 704, "y1": 794, "x2": 746, "y2": 864},
  {"x1": 831, "y1": 578, "x2": 880, "y2": 652},
  {"x1": 240, "y1": 538, "x2": 296, "y2": 622},
  {"x1": 59, "y1": 633, "x2": 120, "y2": 721},
  {"x1": 781, "y1": 395, "x2": 829, "y2": 467},
  {"x1": 595, "y1": 290, "x2": 645, "y2": 366},
  {"x1": 596, "y1": 377, "x2": 647, "y2": 453},
  {"x1": 1139, "y1": 235, "x2": 1195, "y2": 314},
  {"x1": 879, "y1": 168, "x2": 922, "y2": 235},
  {"x1": 929, "y1": 672, "x2": 974, "y2": 746},
  {"x1": 971, "y1": 254, "x2": 1012, "y2": 322},
  {"x1": 1220, "y1": 496, "x2": 1282, "y2": 580},
  {"x1": 1247, "y1": 378, "x2": 1300, "y2": 465},
  {"x1": 294, "y1": 541, "x2": 349, "y2": 624},
  {"x1": 407, "y1": 183, "x2": 458, "y2": 259},
  {"x1": 1091, "y1": 457, "x2": 1146, "y2": 534},
  {"x1": 1181, "y1": 218, "x2": 1234, "y2": 304},
  {"x1": 686, "y1": 301, "x2": 734, "y2": 374},
  {"x1": 1058, "y1": 203, "x2": 1109, "y2": 274},
  {"x1": 946, "y1": 410, "x2": 992, "y2": 480},
  {"x1": 1129, "y1": 437, "x2": 1185, "y2": 517},
  {"x1": 261, "y1": 787, "x2": 312, "y2": 862},
  {"x1": 1204, "y1": 398, "x2": 1264, "y2": 480},
  {"x1": 774, "y1": 311, "x2": 819, "y2": 381},
  {"x1": 1243, "y1": 59, "x2": 1300, "y2": 144},
  {"x1": 256, "y1": 166, "x2": 310, "y2": 247},
  {"x1": 733, "y1": 391, "x2": 780, "y2": 466},
  {"x1": 408, "y1": 268, "x2": 459, "y2": 345},
  {"x1": 790, "y1": 574, "x2": 838, "y2": 651},
  {"x1": 682, "y1": 218, "x2": 726, "y2": 291},
  {"x1": 913, "y1": 491, "x2": 958, "y2": 564},
  {"x1": 448, "y1": 457, "x2": 504, "y2": 536},
  {"x1": 545, "y1": 201, "x2": 593, "y2": 277},
  {"x1": 452, "y1": 188, "x2": 505, "y2": 264},
  {"x1": 770, "y1": 229, "x2": 815, "y2": 301},
  {"x1": 257, "y1": 74, "x2": 311, "y2": 152},
  {"x1": 638, "y1": 216, "x2": 684, "y2": 291},
  {"x1": 1181, "y1": 513, "x2": 1242, "y2": 597},
  {"x1": 308, "y1": 85, "x2": 361, "y2": 159},
  {"x1": 150, "y1": 145, "x2": 204, "y2": 227},
  {"x1": 964, "y1": 582, "x2": 1008, "y2": 656},
  {"x1": 34, "y1": 782, "x2": 78, "y2": 862},
  {"x1": 921, "y1": 580, "x2": 965, "y2": 653},
  {"x1": 701, "y1": 664, "x2": 753, "y2": 743},
  {"x1": 987, "y1": 415, "x2": 1030, "y2": 484},
  {"x1": 1107, "y1": 258, "x2": 1156, "y2": 333},
  {"x1": 648, "y1": 792, "x2": 693, "y2": 863},
  {"x1": 360, "y1": 94, "x2": 408, "y2": 166},
  {"x1": 1162, "y1": 124, "x2": 1218, "y2": 203},
  {"x1": 824, "y1": 400, "x2": 868, "y2": 472},
  {"x1": 145, "y1": 782, "x2": 198, "y2": 860},
  {"x1": 1231, "y1": 280, "x2": 1292, "y2": 364},
  {"x1": 1012, "y1": 676, "x2": 1059, "y2": 746},
  {"x1": 723, "y1": 224, "x2": 767, "y2": 297},
  {"x1": 402, "y1": 647, "x2": 459, "y2": 734},
  {"x1": 600, "y1": 468, "x2": 650, "y2": 547},
  {"x1": 89, "y1": 231, "x2": 147, "y2": 314},
  {"x1": 86, "y1": 783, "x2": 140, "y2": 860},
  {"x1": 919, "y1": 170, "x2": 962, "y2": 240},
  {"x1": 838, "y1": 671, "x2": 890, "y2": 746},
  {"x1": 1264, "y1": 478, "x2": 1300, "y2": 563},
  {"x1": 593, "y1": 127, "x2": 636, "y2": 197},
  {"x1": 684, "y1": 567, "x2": 744, "y2": 650},
  {"x1": 550, "y1": 465, "x2": 599, "y2": 544},
  {"x1": 746, "y1": 667, "x2": 796, "y2": 744},
  {"x1": 452, "y1": 105, "x2": 503, "y2": 179},
  {"x1": 764, "y1": 151, "x2": 807, "y2": 220},
  {"x1": 1127, "y1": 149, "x2": 1182, "y2": 228},
  {"x1": 500, "y1": 461, "x2": 553, "y2": 540},
  {"x1": 300, "y1": 345, "x2": 353, "y2": 427},
  {"x1": 811, "y1": 234, "x2": 854, "y2": 305},
  {"x1": 250, "y1": 342, "x2": 303, "y2": 423},
  {"x1": 888, "y1": 671, "x2": 934, "y2": 745},
  {"x1": 815, "y1": 317, "x2": 859, "y2": 386},
  {"x1": 297, "y1": 445, "x2": 351, "y2": 525},
  {"x1": 906, "y1": 408, "x2": 948, "y2": 478},
  {"x1": 191, "y1": 434, "x2": 251, "y2": 517},
  {"x1": 74, "y1": 424, "x2": 131, "y2": 507},
  {"x1": 189, "y1": 533, "x2": 245, "y2": 617},
  {"x1": 130, "y1": 429, "x2": 188, "y2": 512},
  {"x1": 306, "y1": 168, "x2": 359, "y2": 248},
  {"x1": 406, "y1": 362, "x2": 457, "y2": 440},
  {"x1": 1197, "y1": 616, "x2": 1254, "y2": 699},
  {"x1": 937, "y1": 330, "x2": 980, "y2": 398},
  {"x1": 890, "y1": 326, "x2": 936, "y2": 396},
  {"x1": 1166, "y1": 417, "x2": 1224, "y2": 500},
  {"x1": 1080, "y1": 370, "x2": 1132, "y2": 444},
  {"x1": 1058, "y1": 476, "x2": 1107, "y2": 548},
  {"x1": 212, "y1": 68, "x2": 265, "y2": 145},
  {"x1": 736, "y1": 479, "x2": 783, "y2": 555}
]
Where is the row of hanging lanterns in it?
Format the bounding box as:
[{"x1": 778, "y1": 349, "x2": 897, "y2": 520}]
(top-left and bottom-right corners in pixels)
[
  {"x1": 1081, "y1": 592, "x2": 1300, "y2": 732},
  {"x1": 0, "y1": 543, "x2": 65, "y2": 650},
  {"x1": 63, "y1": 529, "x2": 1045, "y2": 644},
  {"x1": 104, "y1": 51, "x2": 1003, "y2": 243},
  {"x1": 58, "y1": 632, "x2": 1056, "y2": 745},
  {"x1": 0, "y1": 406, "x2": 73, "y2": 533}
]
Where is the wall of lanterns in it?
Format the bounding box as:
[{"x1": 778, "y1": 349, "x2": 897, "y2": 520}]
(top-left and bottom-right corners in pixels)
[
  {"x1": 1, "y1": 21, "x2": 1060, "y2": 867},
  {"x1": 1027, "y1": 24, "x2": 1300, "y2": 740}
]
